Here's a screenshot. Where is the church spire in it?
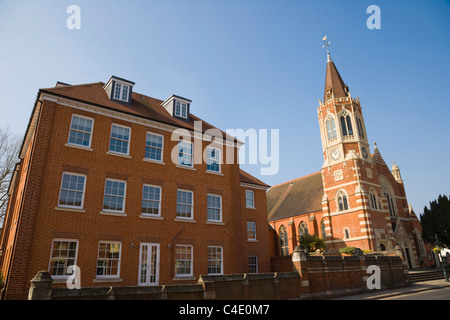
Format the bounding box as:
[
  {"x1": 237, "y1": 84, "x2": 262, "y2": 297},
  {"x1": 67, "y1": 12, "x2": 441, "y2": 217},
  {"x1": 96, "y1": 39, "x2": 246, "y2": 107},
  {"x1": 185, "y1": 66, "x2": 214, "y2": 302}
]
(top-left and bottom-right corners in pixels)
[{"x1": 322, "y1": 37, "x2": 350, "y2": 102}]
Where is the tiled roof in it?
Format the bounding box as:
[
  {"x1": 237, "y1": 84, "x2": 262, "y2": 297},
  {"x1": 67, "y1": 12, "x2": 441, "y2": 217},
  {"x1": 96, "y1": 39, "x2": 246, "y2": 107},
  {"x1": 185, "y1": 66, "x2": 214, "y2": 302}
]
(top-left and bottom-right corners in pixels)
[
  {"x1": 40, "y1": 82, "x2": 236, "y2": 141},
  {"x1": 267, "y1": 171, "x2": 323, "y2": 221},
  {"x1": 324, "y1": 56, "x2": 349, "y2": 101},
  {"x1": 239, "y1": 169, "x2": 270, "y2": 188}
]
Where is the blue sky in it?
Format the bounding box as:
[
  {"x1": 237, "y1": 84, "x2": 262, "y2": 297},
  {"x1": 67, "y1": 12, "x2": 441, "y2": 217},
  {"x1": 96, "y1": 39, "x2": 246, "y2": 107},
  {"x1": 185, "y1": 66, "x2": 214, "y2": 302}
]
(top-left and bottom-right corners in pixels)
[{"x1": 0, "y1": 0, "x2": 449, "y2": 215}]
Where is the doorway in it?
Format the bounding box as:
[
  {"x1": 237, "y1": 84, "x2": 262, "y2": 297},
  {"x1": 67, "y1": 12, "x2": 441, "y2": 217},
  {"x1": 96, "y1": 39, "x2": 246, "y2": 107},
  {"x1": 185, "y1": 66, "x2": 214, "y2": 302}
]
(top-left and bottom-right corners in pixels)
[{"x1": 138, "y1": 243, "x2": 160, "y2": 286}]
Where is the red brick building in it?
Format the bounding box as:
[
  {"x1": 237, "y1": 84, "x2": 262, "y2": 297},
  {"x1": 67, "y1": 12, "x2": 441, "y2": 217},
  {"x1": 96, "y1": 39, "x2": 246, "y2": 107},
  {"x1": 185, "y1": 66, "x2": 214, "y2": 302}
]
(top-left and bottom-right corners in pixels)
[
  {"x1": 268, "y1": 52, "x2": 432, "y2": 269},
  {"x1": 0, "y1": 77, "x2": 272, "y2": 300}
]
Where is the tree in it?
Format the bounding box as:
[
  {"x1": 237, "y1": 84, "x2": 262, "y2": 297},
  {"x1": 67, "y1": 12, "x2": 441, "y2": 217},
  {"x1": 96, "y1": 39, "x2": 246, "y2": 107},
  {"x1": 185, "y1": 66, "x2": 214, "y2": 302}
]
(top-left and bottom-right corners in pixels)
[
  {"x1": 420, "y1": 194, "x2": 450, "y2": 247},
  {"x1": 298, "y1": 234, "x2": 326, "y2": 252},
  {"x1": 0, "y1": 127, "x2": 21, "y2": 226}
]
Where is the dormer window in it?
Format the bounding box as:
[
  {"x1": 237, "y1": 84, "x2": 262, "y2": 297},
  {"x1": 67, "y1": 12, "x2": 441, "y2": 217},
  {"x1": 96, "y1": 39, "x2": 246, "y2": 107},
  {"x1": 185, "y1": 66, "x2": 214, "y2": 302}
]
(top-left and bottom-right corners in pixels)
[
  {"x1": 175, "y1": 101, "x2": 188, "y2": 119},
  {"x1": 162, "y1": 95, "x2": 191, "y2": 120},
  {"x1": 103, "y1": 76, "x2": 135, "y2": 105},
  {"x1": 114, "y1": 82, "x2": 130, "y2": 102}
]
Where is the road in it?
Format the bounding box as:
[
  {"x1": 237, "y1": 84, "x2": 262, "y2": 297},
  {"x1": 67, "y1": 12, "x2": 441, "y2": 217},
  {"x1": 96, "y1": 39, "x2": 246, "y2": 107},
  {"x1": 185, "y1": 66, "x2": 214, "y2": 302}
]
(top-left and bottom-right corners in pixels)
[{"x1": 379, "y1": 286, "x2": 450, "y2": 300}]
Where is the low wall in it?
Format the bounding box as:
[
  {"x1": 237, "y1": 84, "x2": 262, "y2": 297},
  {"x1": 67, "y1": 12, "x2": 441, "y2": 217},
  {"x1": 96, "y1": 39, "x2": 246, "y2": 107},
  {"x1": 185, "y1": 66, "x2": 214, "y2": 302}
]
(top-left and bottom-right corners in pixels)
[{"x1": 28, "y1": 248, "x2": 410, "y2": 300}]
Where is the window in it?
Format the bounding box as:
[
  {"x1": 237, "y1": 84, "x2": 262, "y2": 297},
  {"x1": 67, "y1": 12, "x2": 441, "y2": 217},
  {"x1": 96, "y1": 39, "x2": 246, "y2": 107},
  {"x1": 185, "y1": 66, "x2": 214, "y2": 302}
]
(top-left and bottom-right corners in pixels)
[
  {"x1": 321, "y1": 221, "x2": 327, "y2": 238},
  {"x1": 109, "y1": 124, "x2": 131, "y2": 155},
  {"x1": 206, "y1": 147, "x2": 221, "y2": 173},
  {"x1": 96, "y1": 241, "x2": 121, "y2": 278},
  {"x1": 58, "y1": 173, "x2": 86, "y2": 209},
  {"x1": 103, "y1": 179, "x2": 126, "y2": 213},
  {"x1": 68, "y1": 114, "x2": 93, "y2": 148},
  {"x1": 247, "y1": 222, "x2": 257, "y2": 240},
  {"x1": 299, "y1": 222, "x2": 308, "y2": 237},
  {"x1": 145, "y1": 133, "x2": 163, "y2": 162},
  {"x1": 175, "y1": 245, "x2": 192, "y2": 277},
  {"x1": 326, "y1": 118, "x2": 337, "y2": 140},
  {"x1": 344, "y1": 228, "x2": 350, "y2": 239},
  {"x1": 207, "y1": 194, "x2": 222, "y2": 222},
  {"x1": 113, "y1": 82, "x2": 130, "y2": 102},
  {"x1": 369, "y1": 189, "x2": 378, "y2": 209},
  {"x1": 174, "y1": 101, "x2": 188, "y2": 119},
  {"x1": 279, "y1": 225, "x2": 289, "y2": 256},
  {"x1": 356, "y1": 117, "x2": 365, "y2": 138},
  {"x1": 48, "y1": 240, "x2": 78, "y2": 278},
  {"x1": 142, "y1": 185, "x2": 161, "y2": 216},
  {"x1": 337, "y1": 190, "x2": 349, "y2": 211},
  {"x1": 177, "y1": 140, "x2": 193, "y2": 167},
  {"x1": 245, "y1": 190, "x2": 255, "y2": 208},
  {"x1": 207, "y1": 246, "x2": 223, "y2": 275},
  {"x1": 176, "y1": 190, "x2": 193, "y2": 219},
  {"x1": 248, "y1": 256, "x2": 258, "y2": 273},
  {"x1": 340, "y1": 113, "x2": 353, "y2": 136}
]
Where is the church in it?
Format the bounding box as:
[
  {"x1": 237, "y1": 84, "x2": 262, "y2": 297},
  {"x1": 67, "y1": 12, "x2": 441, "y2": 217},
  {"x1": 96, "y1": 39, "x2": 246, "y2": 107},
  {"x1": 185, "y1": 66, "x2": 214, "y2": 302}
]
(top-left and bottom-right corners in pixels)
[{"x1": 267, "y1": 45, "x2": 432, "y2": 269}]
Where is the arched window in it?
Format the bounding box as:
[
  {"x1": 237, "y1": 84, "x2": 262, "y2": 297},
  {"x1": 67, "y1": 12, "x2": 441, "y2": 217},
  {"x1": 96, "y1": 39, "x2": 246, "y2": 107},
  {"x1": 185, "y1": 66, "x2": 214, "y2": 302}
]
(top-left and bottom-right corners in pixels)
[
  {"x1": 340, "y1": 111, "x2": 353, "y2": 136},
  {"x1": 369, "y1": 188, "x2": 378, "y2": 210},
  {"x1": 379, "y1": 175, "x2": 397, "y2": 218},
  {"x1": 299, "y1": 222, "x2": 308, "y2": 237},
  {"x1": 337, "y1": 190, "x2": 349, "y2": 211},
  {"x1": 321, "y1": 220, "x2": 326, "y2": 238},
  {"x1": 344, "y1": 228, "x2": 350, "y2": 239},
  {"x1": 279, "y1": 225, "x2": 289, "y2": 256},
  {"x1": 326, "y1": 117, "x2": 337, "y2": 140},
  {"x1": 356, "y1": 117, "x2": 365, "y2": 138}
]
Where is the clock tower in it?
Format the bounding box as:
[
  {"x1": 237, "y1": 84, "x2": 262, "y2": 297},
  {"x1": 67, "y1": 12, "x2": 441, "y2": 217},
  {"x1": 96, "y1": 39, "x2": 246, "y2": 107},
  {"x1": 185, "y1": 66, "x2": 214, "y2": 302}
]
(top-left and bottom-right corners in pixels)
[
  {"x1": 317, "y1": 44, "x2": 389, "y2": 252},
  {"x1": 318, "y1": 51, "x2": 371, "y2": 168}
]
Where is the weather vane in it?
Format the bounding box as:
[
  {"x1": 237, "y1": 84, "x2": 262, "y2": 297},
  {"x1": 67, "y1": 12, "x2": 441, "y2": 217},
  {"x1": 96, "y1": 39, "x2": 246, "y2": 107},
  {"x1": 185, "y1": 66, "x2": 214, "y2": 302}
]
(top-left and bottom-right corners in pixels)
[{"x1": 322, "y1": 35, "x2": 331, "y2": 54}]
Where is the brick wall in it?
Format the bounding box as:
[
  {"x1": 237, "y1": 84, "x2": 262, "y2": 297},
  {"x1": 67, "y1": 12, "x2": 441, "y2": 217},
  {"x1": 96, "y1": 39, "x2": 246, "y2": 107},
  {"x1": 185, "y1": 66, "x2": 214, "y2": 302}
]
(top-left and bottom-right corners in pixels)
[{"x1": 28, "y1": 248, "x2": 409, "y2": 300}]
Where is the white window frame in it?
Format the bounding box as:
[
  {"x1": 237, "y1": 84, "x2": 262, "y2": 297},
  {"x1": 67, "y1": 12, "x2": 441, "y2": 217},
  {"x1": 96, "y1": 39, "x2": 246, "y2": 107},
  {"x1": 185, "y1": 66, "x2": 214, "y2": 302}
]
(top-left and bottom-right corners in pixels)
[
  {"x1": 207, "y1": 194, "x2": 222, "y2": 222},
  {"x1": 109, "y1": 123, "x2": 131, "y2": 156},
  {"x1": 48, "y1": 239, "x2": 79, "y2": 279},
  {"x1": 58, "y1": 172, "x2": 87, "y2": 209},
  {"x1": 206, "y1": 146, "x2": 221, "y2": 173},
  {"x1": 174, "y1": 245, "x2": 193, "y2": 277},
  {"x1": 177, "y1": 140, "x2": 193, "y2": 168},
  {"x1": 207, "y1": 246, "x2": 223, "y2": 275},
  {"x1": 145, "y1": 132, "x2": 164, "y2": 162},
  {"x1": 174, "y1": 101, "x2": 188, "y2": 119},
  {"x1": 96, "y1": 241, "x2": 122, "y2": 279},
  {"x1": 176, "y1": 189, "x2": 194, "y2": 220},
  {"x1": 141, "y1": 184, "x2": 162, "y2": 217},
  {"x1": 245, "y1": 190, "x2": 255, "y2": 208},
  {"x1": 67, "y1": 114, "x2": 94, "y2": 148},
  {"x1": 102, "y1": 179, "x2": 127, "y2": 213},
  {"x1": 247, "y1": 221, "x2": 257, "y2": 241},
  {"x1": 114, "y1": 82, "x2": 130, "y2": 102}
]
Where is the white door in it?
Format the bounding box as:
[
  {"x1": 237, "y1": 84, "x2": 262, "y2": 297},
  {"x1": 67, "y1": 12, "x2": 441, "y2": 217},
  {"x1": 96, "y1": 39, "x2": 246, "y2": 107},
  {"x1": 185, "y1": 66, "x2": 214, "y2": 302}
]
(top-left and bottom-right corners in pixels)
[{"x1": 138, "y1": 243, "x2": 160, "y2": 286}]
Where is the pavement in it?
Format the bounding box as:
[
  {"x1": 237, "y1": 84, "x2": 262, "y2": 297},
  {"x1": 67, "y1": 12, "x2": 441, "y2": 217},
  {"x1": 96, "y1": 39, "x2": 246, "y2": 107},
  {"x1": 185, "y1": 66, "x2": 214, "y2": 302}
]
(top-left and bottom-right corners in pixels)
[{"x1": 332, "y1": 279, "x2": 450, "y2": 300}]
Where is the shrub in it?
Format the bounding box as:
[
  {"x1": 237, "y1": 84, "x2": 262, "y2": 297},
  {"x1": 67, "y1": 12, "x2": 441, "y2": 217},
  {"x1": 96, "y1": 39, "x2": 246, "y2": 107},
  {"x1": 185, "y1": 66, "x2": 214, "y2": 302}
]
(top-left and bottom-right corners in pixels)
[
  {"x1": 338, "y1": 247, "x2": 356, "y2": 255},
  {"x1": 298, "y1": 234, "x2": 326, "y2": 252}
]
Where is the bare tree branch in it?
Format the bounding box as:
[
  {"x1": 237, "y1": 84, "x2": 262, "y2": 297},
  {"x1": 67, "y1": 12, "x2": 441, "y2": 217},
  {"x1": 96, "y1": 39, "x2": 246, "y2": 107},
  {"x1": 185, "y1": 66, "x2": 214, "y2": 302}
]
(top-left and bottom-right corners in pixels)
[{"x1": 0, "y1": 127, "x2": 22, "y2": 226}]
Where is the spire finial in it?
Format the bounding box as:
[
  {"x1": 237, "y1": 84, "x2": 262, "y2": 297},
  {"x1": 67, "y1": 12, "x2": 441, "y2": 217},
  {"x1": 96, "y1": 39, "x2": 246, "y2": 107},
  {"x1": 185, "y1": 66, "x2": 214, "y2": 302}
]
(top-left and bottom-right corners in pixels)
[{"x1": 322, "y1": 35, "x2": 331, "y2": 62}]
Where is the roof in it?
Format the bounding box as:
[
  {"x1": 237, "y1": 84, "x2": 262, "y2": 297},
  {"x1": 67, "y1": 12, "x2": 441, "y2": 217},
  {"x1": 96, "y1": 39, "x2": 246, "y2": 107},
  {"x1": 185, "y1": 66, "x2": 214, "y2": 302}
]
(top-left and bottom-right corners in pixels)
[
  {"x1": 324, "y1": 54, "x2": 349, "y2": 101},
  {"x1": 239, "y1": 169, "x2": 270, "y2": 188},
  {"x1": 40, "y1": 82, "x2": 237, "y2": 143},
  {"x1": 267, "y1": 171, "x2": 324, "y2": 221}
]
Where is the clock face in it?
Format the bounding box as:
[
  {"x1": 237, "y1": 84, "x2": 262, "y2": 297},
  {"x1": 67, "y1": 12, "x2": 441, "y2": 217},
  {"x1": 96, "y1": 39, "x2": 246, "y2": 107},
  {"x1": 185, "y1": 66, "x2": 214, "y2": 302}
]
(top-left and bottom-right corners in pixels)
[
  {"x1": 331, "y1": 149, "x2": 340, "y2": 161},
  {"x1": 362, "y1": 147, "x2": 368, "y2": 158}
]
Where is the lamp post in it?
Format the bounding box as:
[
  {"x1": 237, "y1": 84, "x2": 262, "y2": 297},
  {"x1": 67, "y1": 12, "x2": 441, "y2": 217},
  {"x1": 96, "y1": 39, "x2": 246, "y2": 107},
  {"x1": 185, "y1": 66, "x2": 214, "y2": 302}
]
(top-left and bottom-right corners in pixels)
[{"x1": 435, "y1": 234, "x2": 449, "y2": 282}]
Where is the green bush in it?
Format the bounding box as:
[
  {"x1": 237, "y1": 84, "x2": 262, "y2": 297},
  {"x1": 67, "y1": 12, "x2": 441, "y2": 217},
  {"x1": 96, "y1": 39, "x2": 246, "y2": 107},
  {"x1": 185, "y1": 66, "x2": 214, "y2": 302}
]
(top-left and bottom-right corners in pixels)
[
  {"x1": 338, "y1": 246, "x2": 356, "y2": 255},
  {"x1": 298, "y1": 234, "x2": 326, "y2": 252}
]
